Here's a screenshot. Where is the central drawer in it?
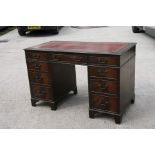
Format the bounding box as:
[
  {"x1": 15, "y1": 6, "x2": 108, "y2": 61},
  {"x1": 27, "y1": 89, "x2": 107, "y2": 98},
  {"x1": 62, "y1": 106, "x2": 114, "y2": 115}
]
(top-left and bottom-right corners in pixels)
[
  {"x1": 30, "y1": 84, "x2": 53, "y2": 100},
  {"x1": 28, "y1": 71, "x2": 52, "y2": 85},
  {"x1": 89, "y1": 79, "x2": 119, "y2": 95},
  {"x1": 52, "y1": 54, "x2": 87, "y2": 64},
  {"x1": 90, "y1": 94, "x2": 118, "y2": 113}
]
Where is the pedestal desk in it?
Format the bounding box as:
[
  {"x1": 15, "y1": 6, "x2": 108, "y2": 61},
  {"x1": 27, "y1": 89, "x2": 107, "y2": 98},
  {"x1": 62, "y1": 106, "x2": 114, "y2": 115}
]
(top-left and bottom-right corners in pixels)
[{"x1": 24, "y1": 41, "x2": 136, "y2": 124}]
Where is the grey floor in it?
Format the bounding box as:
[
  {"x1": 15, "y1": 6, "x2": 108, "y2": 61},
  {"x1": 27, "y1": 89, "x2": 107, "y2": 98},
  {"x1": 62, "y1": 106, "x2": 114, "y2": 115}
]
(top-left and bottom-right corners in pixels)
[{"x1": 0, "y1": 26, "x2": 155, "y2": 128}]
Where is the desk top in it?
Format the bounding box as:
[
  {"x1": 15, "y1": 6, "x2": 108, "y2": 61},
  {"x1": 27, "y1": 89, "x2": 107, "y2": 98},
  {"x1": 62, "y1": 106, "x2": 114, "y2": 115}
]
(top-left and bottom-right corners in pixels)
[{"x1": 25, "y1": 41, "x2": 136, "y2": 55}]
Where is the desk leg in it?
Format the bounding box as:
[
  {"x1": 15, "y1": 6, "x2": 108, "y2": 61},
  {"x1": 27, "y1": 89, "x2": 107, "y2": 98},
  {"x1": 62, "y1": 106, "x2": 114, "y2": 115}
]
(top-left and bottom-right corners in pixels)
[
  {"x1": 51, "y1": 104, "x2": 57, "y2": 110},
  {"x1": 115, "y1": 115, "x2": 122, "y2": 124},
  {"x1": 131, "y1": 94, "x2": 135, "y2": 104},
  {"x1": 73, "y1": 87, "x2": 78, "y2": 95},
  {"x1": 31, "y1": 99, "x2": 37, "y2": 107},
  {"x1": 89, "y1": 110, "x2": 95, "y2": 119}
]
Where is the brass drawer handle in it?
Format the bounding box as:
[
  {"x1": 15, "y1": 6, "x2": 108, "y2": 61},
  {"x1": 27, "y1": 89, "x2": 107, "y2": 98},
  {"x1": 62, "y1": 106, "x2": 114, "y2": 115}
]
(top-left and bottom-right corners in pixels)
[
  {"x1": 53, "y1": 55, "x2": 63, "y2": 60},
  {"x1": 100, "y1": 82, "x2": 108, "y2": 91},
  {"x1": 46, "y1": 54, "x2": 52, "y2": 60},
  {"x1": 99, "y1": 57, "x2": 107, "y2": 64},
  {"x1": 35, "y1": 74, "x2": 42, "y2": 82},
  {"x1": 34, "y1": 63, "x2": 41, "y2": 69},
  {"x1": 69, "y1": 55, "x2": 77, "y2": 59},
  {"x1": 33, "y1": 54, "x2": 40, "y2": 59},
  {"x1": 98, "y1": 68, "x2": 108, "y2": 74},
  {"x1": 68, "y1": 56, "x2": 82, "y2": 59},
  {"x1": 100, "y1": 99, "x2": 109, "y2": 109},
  {"x1": 67, "y1": 56, "x2": 84, "y2": 63},
  {"x1": 66, "y1": 55, "x2": 82, "y2": 61},
  {"x1": 77, "y1": 57, "x2": 84, "y2": 62}
]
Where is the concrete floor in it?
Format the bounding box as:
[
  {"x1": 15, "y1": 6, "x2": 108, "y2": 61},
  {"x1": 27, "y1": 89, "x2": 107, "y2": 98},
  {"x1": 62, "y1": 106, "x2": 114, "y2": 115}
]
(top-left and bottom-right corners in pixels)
[{"x1": 0, "y1": 26, "x2": 155, "y2": 128}]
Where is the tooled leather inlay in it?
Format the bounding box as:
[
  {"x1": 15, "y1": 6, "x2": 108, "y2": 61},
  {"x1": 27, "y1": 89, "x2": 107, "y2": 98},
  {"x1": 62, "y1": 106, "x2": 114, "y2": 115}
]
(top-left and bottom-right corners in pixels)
[{"x1": 34, "y1": 41, "x2": 128, "y2": 53}]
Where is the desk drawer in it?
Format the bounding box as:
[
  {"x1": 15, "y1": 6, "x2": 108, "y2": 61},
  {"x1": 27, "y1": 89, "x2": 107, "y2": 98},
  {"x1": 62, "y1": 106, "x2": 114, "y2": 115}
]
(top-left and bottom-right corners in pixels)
[
  {"x1": 26, "y1": 52, "x2": 48, "y2": 61},
  {"x1": 89, "y1": 79, "x2": 119, "y2": 95},
  {"x1": 52, "y1": 54, "x2": 86, "y2": 64},
  {"x1": 88, "y1": 66, "x2": 119, "y2": 79},
  {"x1": 88, "y1": 55, "x2": 119, "y2": 66},
  {"x1": 31, "y1": 84, "x2": 53, "y2": 100},
  {"x1": 26, "y1": 61, "x2": 49, "y2": 72},
  {"x1": 28, "y1": 71, "x2": 52, "y2": 85},
  {"x1": 90, "y1": 94, "x2": 118, "y2": 113}
]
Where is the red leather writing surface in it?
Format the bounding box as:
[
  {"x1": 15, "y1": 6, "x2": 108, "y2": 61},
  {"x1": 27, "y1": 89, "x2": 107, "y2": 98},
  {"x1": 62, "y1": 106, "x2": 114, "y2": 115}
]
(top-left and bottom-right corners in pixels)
[{"x1": 35, "y1": 41, "x2": 128, "y2": 53}]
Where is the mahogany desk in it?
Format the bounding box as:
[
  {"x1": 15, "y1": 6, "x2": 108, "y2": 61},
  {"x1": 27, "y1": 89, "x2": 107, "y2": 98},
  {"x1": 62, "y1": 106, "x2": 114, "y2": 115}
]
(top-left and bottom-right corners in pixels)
[{"x1": 24, "y1": 41, "x2": 136, "y2": 124}]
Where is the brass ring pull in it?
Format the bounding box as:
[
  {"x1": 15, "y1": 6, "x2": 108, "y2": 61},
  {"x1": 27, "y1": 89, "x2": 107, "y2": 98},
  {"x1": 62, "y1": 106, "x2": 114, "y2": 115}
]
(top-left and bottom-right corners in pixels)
[{"x1": 76, "y1": 57, "x2": 83, "y2": 62}]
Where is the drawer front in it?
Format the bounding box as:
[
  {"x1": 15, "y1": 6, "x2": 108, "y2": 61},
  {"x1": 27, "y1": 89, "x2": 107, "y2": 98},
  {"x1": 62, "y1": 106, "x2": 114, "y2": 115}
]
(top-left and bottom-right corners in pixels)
[
  {"x1": 88, "y1": 56, "x2": 119, "y2": 66},
  {"x1": 52, "y1": 54, "x2": 86, "y2": 64},
  {"x1": 31, "y1": 84, "x2": 53, "y2": 100},
  {"x1": 89, "y1": 79, "x2": 119, "y2": 95},
  {"x1": 26, "y1": 52, "x2": 48, "y2": 61},
  {"x1": 26, "y1": 61, "x2": 49, "y2": 72},
  {"x1": 90, "y1": 94, "x2": 118, "y2": 113},
  {"x1": 88, "y1": 66, "x2": 119, "y2": 79},
  {"x1": 28, "y1": 71, "x2": 52, "y2": 85}
]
